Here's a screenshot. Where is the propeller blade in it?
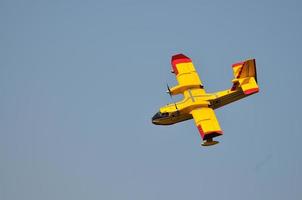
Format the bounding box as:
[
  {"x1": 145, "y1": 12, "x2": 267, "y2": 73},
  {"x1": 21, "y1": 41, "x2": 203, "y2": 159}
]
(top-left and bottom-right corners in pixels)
[{"x1": 166, "y1": 83, "x2": 172, "y2": 97}]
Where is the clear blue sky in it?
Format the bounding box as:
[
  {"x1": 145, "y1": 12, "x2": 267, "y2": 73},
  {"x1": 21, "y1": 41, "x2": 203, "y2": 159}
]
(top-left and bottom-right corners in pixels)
[{"x1": 1, "y1": 0, "x2": 302, "y2": 199}]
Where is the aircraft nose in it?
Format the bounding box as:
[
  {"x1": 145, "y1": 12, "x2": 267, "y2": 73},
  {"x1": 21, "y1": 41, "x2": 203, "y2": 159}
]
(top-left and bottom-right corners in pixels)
[{"x1": 152, "y1": 112, "x2": 161, "y2": 124}]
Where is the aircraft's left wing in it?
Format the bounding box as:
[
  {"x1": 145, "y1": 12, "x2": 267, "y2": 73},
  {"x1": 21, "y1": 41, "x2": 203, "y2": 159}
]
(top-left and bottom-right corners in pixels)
[{"x1": 190, "y1": 107, "x2": 223, "y2": 141}]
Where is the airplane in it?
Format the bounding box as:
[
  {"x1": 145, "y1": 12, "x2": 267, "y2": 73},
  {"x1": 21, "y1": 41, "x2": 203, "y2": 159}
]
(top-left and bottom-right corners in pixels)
[{"x1": 152, "y1": 54, "x2": 259, "y2": 146}]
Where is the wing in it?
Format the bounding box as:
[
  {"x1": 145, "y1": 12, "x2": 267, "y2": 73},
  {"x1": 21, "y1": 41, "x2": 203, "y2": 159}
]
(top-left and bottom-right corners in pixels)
[
  {"x1": 190, "y1": 107, "x2": 223, "y2": 141},
  {"x1": 170, "y1": 54, "x2": 206, "y2": 95},
  {"x1": 171, "y1": 54, "x2": 203, "y2": 86}
]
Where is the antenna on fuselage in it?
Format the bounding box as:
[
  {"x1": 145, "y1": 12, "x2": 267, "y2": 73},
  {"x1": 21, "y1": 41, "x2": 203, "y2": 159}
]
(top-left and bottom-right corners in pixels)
[{"x1": 166, "y1": 83, "x2": 179, "y2": 111}]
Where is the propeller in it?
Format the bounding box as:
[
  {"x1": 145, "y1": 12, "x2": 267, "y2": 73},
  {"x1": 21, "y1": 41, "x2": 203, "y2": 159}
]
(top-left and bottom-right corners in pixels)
[
  {"x1": 166, "y1": 83, "x2": 178, "y2": 111},
  {"x1": 166, "y1": 83, "x2": 172, "y2": 97}
]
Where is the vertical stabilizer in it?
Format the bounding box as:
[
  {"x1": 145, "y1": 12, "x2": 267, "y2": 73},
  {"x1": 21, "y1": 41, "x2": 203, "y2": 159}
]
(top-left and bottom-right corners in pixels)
[{"x1": 231, "y1": 59, "x2": 259, "y2": 95}]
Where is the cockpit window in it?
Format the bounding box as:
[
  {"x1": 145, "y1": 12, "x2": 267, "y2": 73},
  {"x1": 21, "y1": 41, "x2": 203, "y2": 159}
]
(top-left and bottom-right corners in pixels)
[{"x1": 161, "y1": 112, "x2": 169, "y2": 117}]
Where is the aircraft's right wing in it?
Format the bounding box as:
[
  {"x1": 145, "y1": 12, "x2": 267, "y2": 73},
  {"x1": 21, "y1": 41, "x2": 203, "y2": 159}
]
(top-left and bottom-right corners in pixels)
[
  {"x1": 171, "y1": 54, "x2": 203, "y2": 86},
  {"x1": 169, "y1": 54, "x2": 206, "y2": 96},
  {"x1": 190, "y1": 107, "x2": 223, "y2": 141}
]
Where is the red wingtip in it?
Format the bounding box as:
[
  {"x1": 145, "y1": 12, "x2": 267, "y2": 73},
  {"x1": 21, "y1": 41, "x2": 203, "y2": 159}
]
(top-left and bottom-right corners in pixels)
[
  {"x1": 172, "y1": 54, "x2": 191, "y2": 61},
  {"x1": 171, "y1": 54, "x2": 192, "y2": 75},
  {"x1": 171, "y1": 54, "x2": 192, "y2": 64},
  {"x1": 197, "y1": 125, "x2": 205, "y2": 139},
  {"x1": 197, "y1": 125, "x2": 223, "y2": 140},
  {"x1": 203, "y1": 131, "x2": 223, "y2": 140}
]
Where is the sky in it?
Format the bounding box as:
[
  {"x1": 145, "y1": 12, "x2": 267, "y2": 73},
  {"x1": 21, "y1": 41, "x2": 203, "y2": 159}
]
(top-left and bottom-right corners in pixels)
[{"x1": 1, "y1": 0, "x2": 302, "y2": 199}]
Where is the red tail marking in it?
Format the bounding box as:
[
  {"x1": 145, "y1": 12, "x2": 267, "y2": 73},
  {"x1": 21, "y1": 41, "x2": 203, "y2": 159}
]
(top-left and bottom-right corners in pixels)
[
  {"x1": 236, "y1": 64, "x2": 245, "y2": 78},
  {"x1": 244, "y1": 88, "x2": 259, "y2": 95},
  {"x1": 232, "y1": 62, "x2": 244, "y2": 68}
]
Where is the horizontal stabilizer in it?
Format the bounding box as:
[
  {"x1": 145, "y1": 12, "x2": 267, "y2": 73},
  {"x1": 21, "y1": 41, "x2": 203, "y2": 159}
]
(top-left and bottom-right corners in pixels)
[{"x1": 231, "y1": 59, "x2": 259, "y2": 95}]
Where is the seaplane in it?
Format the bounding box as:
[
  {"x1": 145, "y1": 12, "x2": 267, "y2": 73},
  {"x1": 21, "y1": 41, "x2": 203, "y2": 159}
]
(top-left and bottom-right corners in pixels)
[{"x1": 152, "y1": 54, "x2": 259, "y2": 146}]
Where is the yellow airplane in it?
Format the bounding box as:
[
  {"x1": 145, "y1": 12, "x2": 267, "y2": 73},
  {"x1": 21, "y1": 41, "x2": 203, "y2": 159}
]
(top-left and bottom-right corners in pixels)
[{"x1": 152, "y1": 54, "x2": 259, "y2": 146}]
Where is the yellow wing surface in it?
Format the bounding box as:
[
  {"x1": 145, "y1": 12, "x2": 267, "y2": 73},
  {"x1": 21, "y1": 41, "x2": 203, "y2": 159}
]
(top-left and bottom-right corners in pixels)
[
  {"x1": 190, "y1": 107, "x2": 223, "y2": 140},
  {"x1": 169, "y1": 54, "x2": 206, "y2": 96}
]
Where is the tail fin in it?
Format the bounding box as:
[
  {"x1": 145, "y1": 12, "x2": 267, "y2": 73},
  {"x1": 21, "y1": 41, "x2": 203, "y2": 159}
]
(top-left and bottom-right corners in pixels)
[
  {"x1": 232, "y1": 59, "x2": 257, "y2": 81},
  {"x1": 231, "y1": 59, "x2": 259, "y2": 95}
]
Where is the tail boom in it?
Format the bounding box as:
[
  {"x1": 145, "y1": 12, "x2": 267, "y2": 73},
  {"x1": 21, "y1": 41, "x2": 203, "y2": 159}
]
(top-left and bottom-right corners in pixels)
[{"x1": 210, "y1": 59, "x2": 259, "y2": 109}]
